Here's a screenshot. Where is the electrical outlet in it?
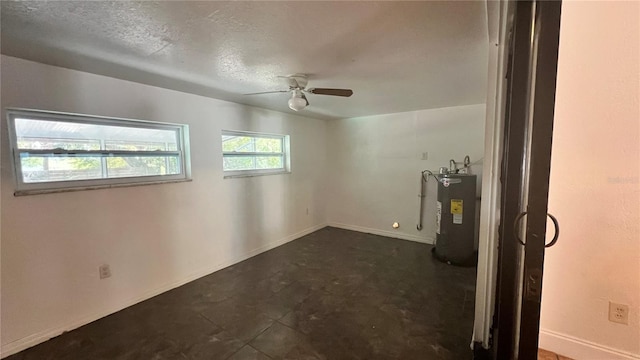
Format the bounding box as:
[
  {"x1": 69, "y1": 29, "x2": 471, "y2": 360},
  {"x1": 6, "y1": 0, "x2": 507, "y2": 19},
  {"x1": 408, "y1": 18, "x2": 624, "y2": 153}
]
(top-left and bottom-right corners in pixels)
[
  {"x1": 421, "y1": 152, "x2": 429, "y2": 160},
  {"x1": 99, "y1": 264, "x2": 111, "y2": 279},
  {"x1": 306, "y1": 207, "x2": 309, "y2": 215},
  {"x1": 609, "y1": 302, "x2": 629, "y2": 325}
]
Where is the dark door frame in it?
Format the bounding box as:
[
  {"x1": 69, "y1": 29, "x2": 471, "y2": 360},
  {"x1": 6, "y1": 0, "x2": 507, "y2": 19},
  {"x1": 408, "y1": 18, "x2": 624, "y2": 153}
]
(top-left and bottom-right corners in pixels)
[
  {"x1": 493, "y1": 1, "x2": 533, "y2": 357},
  {"x1": 475, "y1": 1, "x2": 563, "y2": 359},
  {"x1": 515, "y1": 1, "x2": 562, "y2": 357}
]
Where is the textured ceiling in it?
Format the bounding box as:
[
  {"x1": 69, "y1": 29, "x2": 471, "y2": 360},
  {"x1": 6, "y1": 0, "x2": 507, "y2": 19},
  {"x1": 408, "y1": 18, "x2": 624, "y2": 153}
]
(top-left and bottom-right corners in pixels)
[{"x1": 1, "y1": 1, "x2": 489, "y2": 120}]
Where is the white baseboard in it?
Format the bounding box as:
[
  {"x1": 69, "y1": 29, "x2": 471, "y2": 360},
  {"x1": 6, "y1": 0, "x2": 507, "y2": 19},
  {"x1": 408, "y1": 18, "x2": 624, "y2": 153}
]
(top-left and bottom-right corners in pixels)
[
  {"x1": 328, "y1": 222, "x2": 434, "y2": 244},
  {"x1": 539, "y1": 328, "x2": 640, "y2": 360},
  {"x1": 0, "y1": 223, "x2": 327, "y2": 359}
]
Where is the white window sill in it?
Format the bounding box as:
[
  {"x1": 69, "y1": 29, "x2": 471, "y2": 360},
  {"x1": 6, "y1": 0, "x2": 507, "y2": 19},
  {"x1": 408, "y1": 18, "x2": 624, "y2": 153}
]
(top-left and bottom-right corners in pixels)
[
  {"x1": 223, "y1": 171, "x2": 291, "y2": 179},
  {"x1": 14, "y1": 178, "x2": 193, "y2": 196}
]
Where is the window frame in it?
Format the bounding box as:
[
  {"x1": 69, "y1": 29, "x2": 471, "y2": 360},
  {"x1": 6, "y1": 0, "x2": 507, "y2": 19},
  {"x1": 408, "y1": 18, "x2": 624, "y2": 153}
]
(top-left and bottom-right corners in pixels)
[
  {"x1": 221, "y1": 130, "x2": 291, "y2": 178},
  {"x1": 7, "y1": 108, "x2": 191, "y2": 195}
]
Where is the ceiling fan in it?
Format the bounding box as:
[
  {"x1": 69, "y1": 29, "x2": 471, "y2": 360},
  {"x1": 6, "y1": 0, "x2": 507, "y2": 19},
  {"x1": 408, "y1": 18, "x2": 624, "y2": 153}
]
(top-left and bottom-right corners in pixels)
[{"x1": 244, "y1": 74, "x2": 353, "y2": 111}]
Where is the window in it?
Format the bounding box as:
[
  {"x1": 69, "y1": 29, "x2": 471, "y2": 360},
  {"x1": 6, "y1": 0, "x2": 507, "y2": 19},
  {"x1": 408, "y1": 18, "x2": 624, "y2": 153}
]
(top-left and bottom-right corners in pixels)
[
  {"x1": 7, "y1": 109, "x2": 191, "y2": 195},
  {"x1": 222, "y1": 130, "x2": 290, "y2": 177}
]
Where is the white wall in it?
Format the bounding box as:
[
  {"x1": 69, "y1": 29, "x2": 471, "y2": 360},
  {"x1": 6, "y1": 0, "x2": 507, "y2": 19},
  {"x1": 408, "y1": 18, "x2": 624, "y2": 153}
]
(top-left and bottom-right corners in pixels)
[
  {"x1": 0, "y1": 56, "x2": 328, "y2": 356},
  {"x1": 540, "y1": 2, "x2": 640, "y2": 359},
  {"x1": 326, "y1": 104, "x2": 486, "y2": 244}
]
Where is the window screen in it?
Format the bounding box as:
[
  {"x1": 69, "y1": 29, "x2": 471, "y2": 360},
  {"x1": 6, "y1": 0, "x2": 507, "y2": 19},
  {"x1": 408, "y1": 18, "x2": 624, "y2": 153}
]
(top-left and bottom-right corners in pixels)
[
  {"x1": 7, "y1": 109, "x2": 191, "y2": 195},
  {"x1": 222, "y1": 130, "x2": 290, "y2": 177}
]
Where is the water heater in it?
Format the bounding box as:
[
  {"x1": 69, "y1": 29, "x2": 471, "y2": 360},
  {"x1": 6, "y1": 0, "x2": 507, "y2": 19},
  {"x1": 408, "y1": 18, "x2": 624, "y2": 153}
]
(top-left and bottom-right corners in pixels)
[{"x1": 433, "y1": 173, "x2": 477, "y2": 266}]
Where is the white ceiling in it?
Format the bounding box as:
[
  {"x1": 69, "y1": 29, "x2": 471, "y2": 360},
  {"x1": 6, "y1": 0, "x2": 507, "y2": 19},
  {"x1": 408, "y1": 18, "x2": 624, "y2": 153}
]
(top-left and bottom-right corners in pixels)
[{"x1": 1, "y1": 1, "x2": 489, "y2": 120}]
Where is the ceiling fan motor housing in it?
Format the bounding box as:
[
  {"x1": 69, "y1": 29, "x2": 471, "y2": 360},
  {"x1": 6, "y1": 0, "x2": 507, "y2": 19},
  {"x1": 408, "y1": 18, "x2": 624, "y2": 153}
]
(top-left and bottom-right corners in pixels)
[{"x1": 286, "y1": 74, "x2": 308, "y2": 89}]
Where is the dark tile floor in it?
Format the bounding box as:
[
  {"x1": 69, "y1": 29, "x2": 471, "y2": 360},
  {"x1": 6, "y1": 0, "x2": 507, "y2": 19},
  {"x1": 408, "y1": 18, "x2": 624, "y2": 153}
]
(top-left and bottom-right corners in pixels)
[{"x1": 7, "y1": 227, "x2": 477, "y2": 360}]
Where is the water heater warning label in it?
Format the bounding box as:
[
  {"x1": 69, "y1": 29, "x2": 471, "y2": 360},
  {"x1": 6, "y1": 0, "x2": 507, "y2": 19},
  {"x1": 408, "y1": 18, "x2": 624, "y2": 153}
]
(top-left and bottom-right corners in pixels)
[
  {"x1": 451, "y1": 199, "x2": 463, "y2": 214},
  {"x1": 451, "y1": 199, "x2": 463, "y2": 224}
]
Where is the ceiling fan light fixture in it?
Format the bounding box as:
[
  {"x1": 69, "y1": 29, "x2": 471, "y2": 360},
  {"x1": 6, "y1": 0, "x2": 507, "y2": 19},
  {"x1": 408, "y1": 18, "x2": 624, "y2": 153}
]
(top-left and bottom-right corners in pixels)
[
  {"x1": 288, "y1": 91, "x2": 307, "y2": 111},
  {"x1": 246, "y1": 75, "x2": 352, "y2": 111}
]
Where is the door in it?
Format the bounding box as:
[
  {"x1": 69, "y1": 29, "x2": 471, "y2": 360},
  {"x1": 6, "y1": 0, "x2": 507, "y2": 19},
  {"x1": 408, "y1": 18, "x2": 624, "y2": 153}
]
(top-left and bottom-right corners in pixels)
[{"x1": 492, "y1": 1, "x2": 562, "y2": 359}]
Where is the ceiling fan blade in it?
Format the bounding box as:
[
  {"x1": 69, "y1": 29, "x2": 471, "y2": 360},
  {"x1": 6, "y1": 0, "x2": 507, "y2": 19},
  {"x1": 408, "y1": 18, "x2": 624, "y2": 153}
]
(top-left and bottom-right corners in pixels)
[
  {"x1": 308, "y1": 88, "x2": 353, "y2": 97},
  {"x1": 243, "y1": 90, "x2": 289, "y2": 95}
]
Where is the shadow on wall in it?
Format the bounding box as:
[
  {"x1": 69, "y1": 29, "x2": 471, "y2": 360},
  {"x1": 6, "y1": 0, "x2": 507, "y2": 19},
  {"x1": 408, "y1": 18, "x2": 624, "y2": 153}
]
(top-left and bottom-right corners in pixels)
[{"x1": 220, "y1": 105, "x2": 292, "y2": 258}]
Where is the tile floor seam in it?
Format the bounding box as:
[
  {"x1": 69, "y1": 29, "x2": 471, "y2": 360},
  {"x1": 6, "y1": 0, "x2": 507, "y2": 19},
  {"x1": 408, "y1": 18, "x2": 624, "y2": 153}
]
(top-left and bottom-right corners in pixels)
[
  {"x1": 274, "y1": 319, "x2": 303, "y2": 334},
  {"x1": 198, "y1": 312, "x2": 219, "y2": 328},
  {"x1": 256, "y1": 322, "x2": 323, "y2": 360},
  {"x1": 222, "y1": 343, "x2": 270, "y2": 360},
  {"x1": 250, "y1": 345, "x2": 275, "y2": 360},
  {"x1": 244, "y1": 321, "x2": 276, "y2": 347}
]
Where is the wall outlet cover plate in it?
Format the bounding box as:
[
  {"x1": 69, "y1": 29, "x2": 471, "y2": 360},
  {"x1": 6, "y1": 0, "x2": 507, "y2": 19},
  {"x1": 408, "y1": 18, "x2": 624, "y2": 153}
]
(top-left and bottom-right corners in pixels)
[{"x1": 608, "y1": 302, "x2": 629, "y2": 325}]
